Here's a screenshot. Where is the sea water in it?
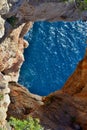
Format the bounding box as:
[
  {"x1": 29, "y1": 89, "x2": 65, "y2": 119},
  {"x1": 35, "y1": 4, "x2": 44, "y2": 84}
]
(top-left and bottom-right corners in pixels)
[{"x1": 18, "y1": 21, "x2": 87, "y2": 96}]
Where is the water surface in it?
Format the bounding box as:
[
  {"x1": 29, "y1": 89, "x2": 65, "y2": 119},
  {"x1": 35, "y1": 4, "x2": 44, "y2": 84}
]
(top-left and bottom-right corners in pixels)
[{"x1": 19, "y1": 21, "x2": 87, "y2": 96}]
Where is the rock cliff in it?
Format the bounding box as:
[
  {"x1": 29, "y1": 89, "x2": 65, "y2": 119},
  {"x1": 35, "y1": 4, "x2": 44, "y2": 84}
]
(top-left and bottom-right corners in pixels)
[
  {"x1": 7, "y1": 50, "x2": 87, "y2": 130},
  {"x1": 30, "y1": 49, "x2": 87, "y2": 130},
  {"x1": 0, "y1": 0, "x2": 87, "y2": 129}
]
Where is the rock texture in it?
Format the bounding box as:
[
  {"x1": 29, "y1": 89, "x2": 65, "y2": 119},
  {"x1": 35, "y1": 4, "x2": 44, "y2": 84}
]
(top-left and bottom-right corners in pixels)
[
  {"x1": 6, "y1": 0, "x2": 87, "y2": 23},
  {"x1": 7, "y1": 82, "x2": 43, "y2": 120},
  {"x1": 0, "y1": 0, "x2": 87, "y2": 41},
  {"x1": 0, "y1": 21, "x2": 32, "y2": 129},
  {"x1": 0, "y1": 0, "x2": 9, "y2": 15},
  {"x1": 0, "y1": 73, "x2": 10, "y2": 129},
  {"x1": 0, "y1": 22, "x2": 32, "y2": 82},
  {"x1": 0, "y1": 0, "x2": 33, "y2": 128},
  {"x1": 7, "y1": 50, "x2": 87, "y2": 130},
  {"x1": 0, "y1": 0, "x2": 87, "y2": 129},
  {"x1": 0, "y1": 16, "x2": 5, "y2": 38},
  {"x1": 30, "y1": 49, "x2": 87, "y2": 130},
  {"x1": 62, "y1": 48, "x2": 87, "y2": 96}
]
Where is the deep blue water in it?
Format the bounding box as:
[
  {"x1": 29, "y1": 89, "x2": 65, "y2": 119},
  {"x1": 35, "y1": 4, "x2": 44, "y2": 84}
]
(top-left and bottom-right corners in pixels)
[{"x1": 18, "y1": 21, "x2": 87, "y2": 96}]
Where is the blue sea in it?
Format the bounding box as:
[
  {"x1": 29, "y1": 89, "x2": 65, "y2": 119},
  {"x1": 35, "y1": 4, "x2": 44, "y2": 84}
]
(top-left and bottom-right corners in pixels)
[{"x1": 18, "y1": 21, "x2": 87, "y2": 96}]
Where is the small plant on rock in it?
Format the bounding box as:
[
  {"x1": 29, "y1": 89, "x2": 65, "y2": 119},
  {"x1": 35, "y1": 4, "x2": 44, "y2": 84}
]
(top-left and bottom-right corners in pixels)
[
  {"x1": 0, "y1": 94, "x2": 4, "y2": 101},
  {"x1": 75, "y1": 0, "x2": 87, "y2": 10},
  {"x1": 9, "y1": 117, "x2": 44, "y2": 130}
]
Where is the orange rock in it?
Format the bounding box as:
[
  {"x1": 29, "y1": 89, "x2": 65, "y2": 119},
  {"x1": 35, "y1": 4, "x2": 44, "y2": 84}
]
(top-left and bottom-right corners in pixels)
[{"x1": 7, "y1": 49, "x2": 87, "y2": 130}]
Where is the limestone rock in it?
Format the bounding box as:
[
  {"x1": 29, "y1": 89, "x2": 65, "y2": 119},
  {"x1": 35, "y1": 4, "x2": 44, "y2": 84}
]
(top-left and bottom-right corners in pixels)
[
  {"x1": 6, "y1": 0, "x2": 87, "y2": 27},
  {"x1": 31, "y1": 91, "x2": 82, "y2": 130},
  {"x1": 7, "y1": 52, "x2": 87, "y2": 130},
  {"x1": 30, "y1": 50, "x2": 87, "y2": 130},
  {"x1": 7, "y1": 82, "x2": 43, "y2": 120},
  {"x1": 0, "y1": 73, "x2": 10, "y2": 129},
  {"x1": 0, "y1": 22, "x2": 33, "y2": 82},
  {"x1": 62, "y1": 48, "x2": 87, "y2": 95},
  {"x1": 0, "y1": 8, "x2": 32, "y2": 127},
  {"x1": 0, "y1": 16, "x2": 5, "y2": 38},
  {"x1": 0, "y1": 0, "x2": 87, "y2": 129},
  {"x1": 0, "y1": 0, "x2": 9, "y2": 15}
]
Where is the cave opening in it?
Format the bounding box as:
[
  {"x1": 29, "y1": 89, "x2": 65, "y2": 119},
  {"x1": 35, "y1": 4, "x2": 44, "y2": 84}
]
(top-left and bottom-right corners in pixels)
[{"x1": 18, "y1": 21, "x2": 87, "y2": 96}]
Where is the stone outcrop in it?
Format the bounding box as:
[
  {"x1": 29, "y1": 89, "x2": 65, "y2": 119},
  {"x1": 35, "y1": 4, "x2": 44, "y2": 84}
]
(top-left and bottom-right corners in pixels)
[
  {"x1": 0, "y1": 20, "x2": 32, "y2": 128},
  {"x1": 0, "y1": 22, "x2": 32, "y2": 82},
  {"x1": 0, "y1": 0, "x2": 33, "y2": 127},
  {"x1": 0, "y1": 0, "x2": 9, "y2": 15},
  {"x1": 0, "y1": 0, "x2": 87, "y2": 129},
  {"x1": 62, "y1": 48, "x2": 87, "y2": 96},
  {"x1": 0, "y1": 0, "x2": 87, "y2": 41},
  {"x1": 6, "y1": 0, "x2": 87, "y2": 23},
  {"x1": 7, "y1": 82, "x2": 43, "y2": 120},
  {"x1": 7, "y1": 51, "x2": 87, "y2": 130},
  {"x1": 0, "y1": 73, "x2": 10, "y2": 129},
  {"x1": 0, "y1": 16, "x2": 5, "y2": 38}
]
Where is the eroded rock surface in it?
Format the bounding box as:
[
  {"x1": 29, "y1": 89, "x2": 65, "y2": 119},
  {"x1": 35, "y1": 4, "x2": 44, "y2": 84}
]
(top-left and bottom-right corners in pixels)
[
  {"x1": 7, "y1": 82, "x2": 43, "y2": 120},
  {"x1": 0, "y1": 16, "x2": 5, "y2": 38},
  {"x1": 0, "y1": 73, "x2": 10, "y2": 129},
  {"x1": 0, "y1": 0, "x2": 87, "y2": 129},
  {"x1": 7, "y1": 0, "x2": 87, "y2": 23},
  {"x1": 0, "y1": 22, "x2": 32, "y2": 82},
  {"x1": 7, "y1": 51, "x2": 87, "y2": 130},
  {"x1": 0, "y1": 0, "x2": 33, "y2": 126},
  {"x1": 30, "y1": 49, "x2": 87, "y2": 130},
  {"x1": 0, "y1": 0, "x2": 9, "y2": 15},
  {"x1": 62, "y1": 49, "x2": 87, "y2": 96}
]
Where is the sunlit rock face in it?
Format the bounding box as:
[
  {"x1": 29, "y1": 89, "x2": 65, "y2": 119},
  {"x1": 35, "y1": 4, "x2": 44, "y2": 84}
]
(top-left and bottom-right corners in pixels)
[
  {"x1": 19, "y1": 21, "x2": 87, "y2": 96},
  {"x1": 8, "y1": 52, "x2": 87, "y2": 130},
  {"x1": 0, "y1": 0, "x2": 9, "y2": 15},
  {"x1": 0, "y1": 0, "x2": 87, "y2": 129}
]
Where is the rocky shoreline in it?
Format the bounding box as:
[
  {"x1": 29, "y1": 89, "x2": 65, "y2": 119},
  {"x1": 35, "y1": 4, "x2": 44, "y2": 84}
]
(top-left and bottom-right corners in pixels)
[
  {"x1": 0, "y1": 0, "x2": 87, "y2": 129},
  {"x1": 7, "y1": 51, "x2": 87, "y2": 130}
]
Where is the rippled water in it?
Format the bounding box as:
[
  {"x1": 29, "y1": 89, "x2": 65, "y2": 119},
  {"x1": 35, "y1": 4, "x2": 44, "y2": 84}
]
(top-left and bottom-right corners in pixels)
[{"x1": 18, "y1": 21, "x2": 87, "y2": 96}]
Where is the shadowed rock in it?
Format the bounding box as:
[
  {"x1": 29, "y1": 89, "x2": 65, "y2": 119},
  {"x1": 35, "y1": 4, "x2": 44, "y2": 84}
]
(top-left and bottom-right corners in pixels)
[
  {"x1": 7, "y1": 82, "x2": 43, "y2": 120},
  {"x1": 0, "y1": 0, "x2": 87, "y2": 129},
  {"x1": 7, "y1": 50, "x2": 87, "y2": 130}
]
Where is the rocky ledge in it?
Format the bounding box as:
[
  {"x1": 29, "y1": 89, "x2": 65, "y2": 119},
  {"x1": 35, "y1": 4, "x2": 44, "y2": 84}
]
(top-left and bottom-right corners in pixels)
[
  {"x1": 7, "y1": 50, "x2": 87, "y2": 130},
  {"x1": 0, "y1": 0, "x2": 87, "y2": 129}
]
